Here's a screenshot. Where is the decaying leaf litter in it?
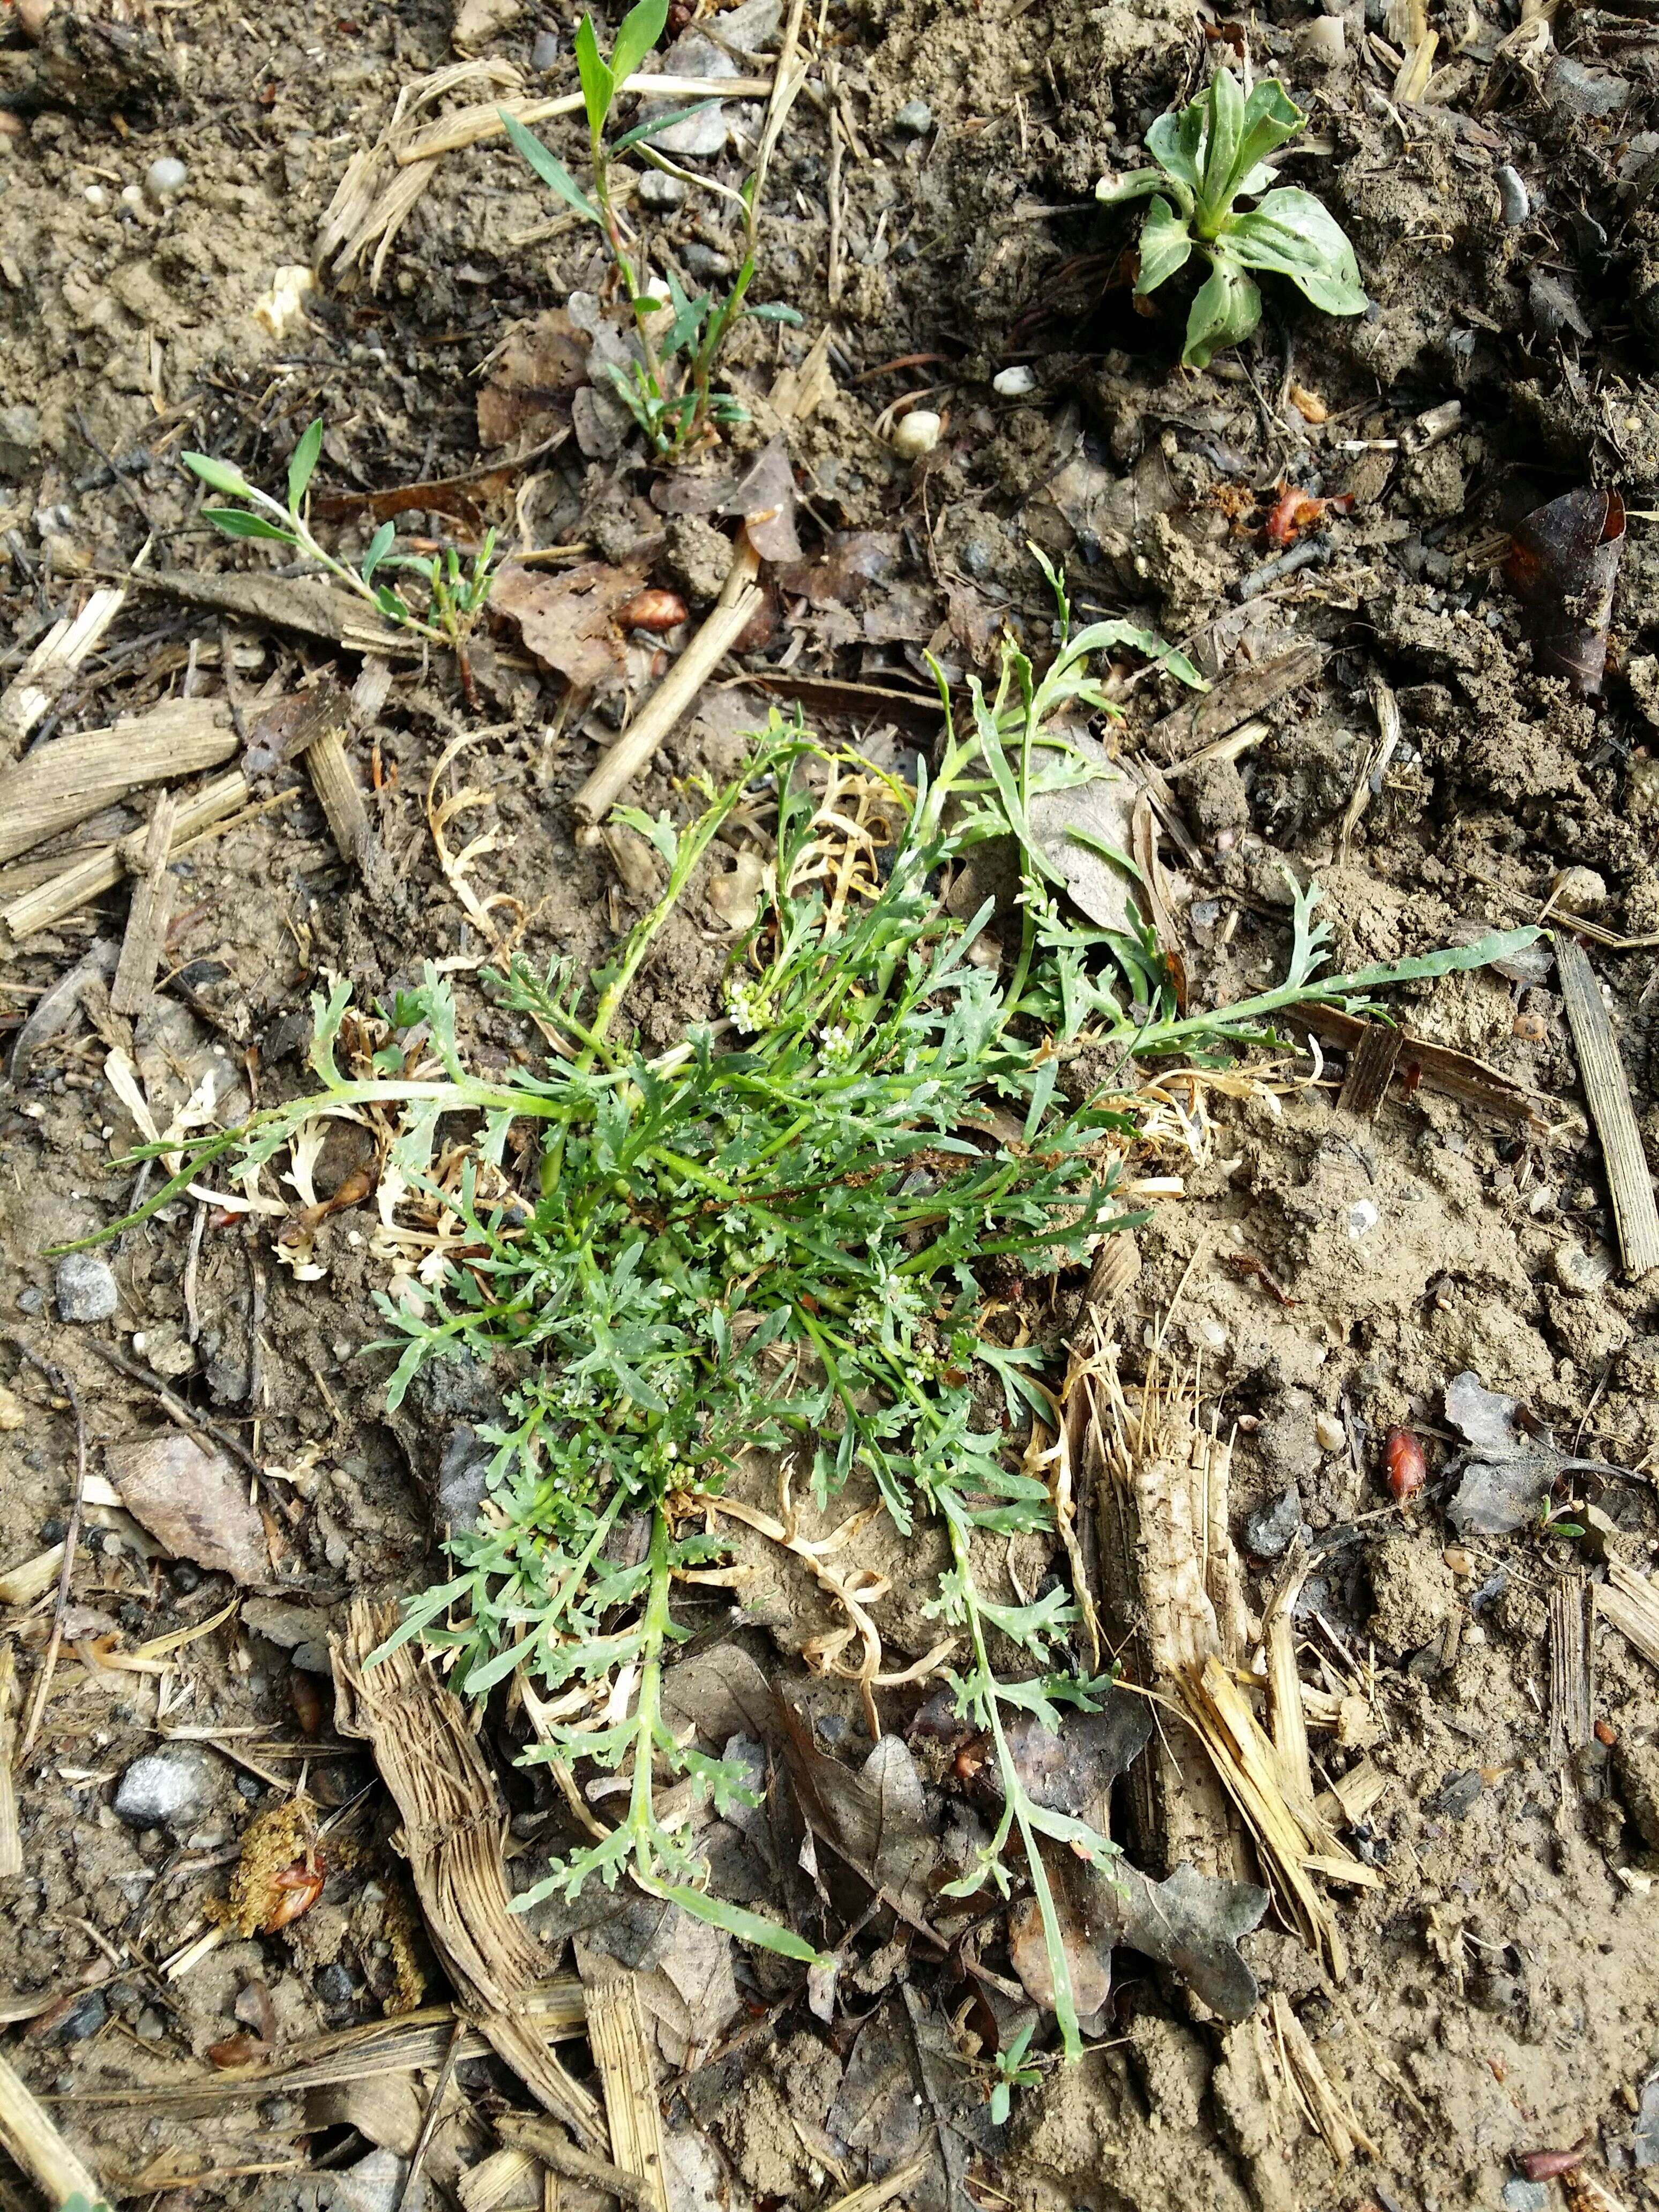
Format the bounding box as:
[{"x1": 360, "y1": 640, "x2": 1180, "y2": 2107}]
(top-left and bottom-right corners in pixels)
[{"x1": 5, "y1": 0, "x2": 1659, "y2": 2203}]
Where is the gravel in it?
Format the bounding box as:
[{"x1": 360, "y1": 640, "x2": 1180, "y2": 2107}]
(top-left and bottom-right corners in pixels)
[
  {"x1": 112, "y1": 1745, "x2": 223, "y2": 1831},
  {"x1": 55, "y1": 1251, "x2": 117, "y2": 1324}
]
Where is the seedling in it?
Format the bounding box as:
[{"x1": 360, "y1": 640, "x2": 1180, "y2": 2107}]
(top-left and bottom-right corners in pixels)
[
  {"x1": 1096, "y1": 68, "x2": 1366, "y2": 369},
  {"x1": 989, "y1": 2021, "x2": 1045, "y2": 2124},
  {"x1": 500, "y1": 0, "x2": 800, "y2": 458},
  {"x1": 63, "y1": 576, "x2": 1537, "y2": 2063},
  {"x1": 184, "y1": 422, "x2": 498, "y2": 672}
]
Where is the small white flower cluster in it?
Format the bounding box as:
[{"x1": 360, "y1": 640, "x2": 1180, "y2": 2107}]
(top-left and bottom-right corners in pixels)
[
  {"x1": 818, "y1": 1024, "x2": 857, "y2": 1066},
  {"x1": 723, "y1": 976, "x2": 769, "y2": 1035}
]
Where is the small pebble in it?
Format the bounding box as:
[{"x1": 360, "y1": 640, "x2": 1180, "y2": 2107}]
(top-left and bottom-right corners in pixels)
[
  {"x1": 84, "y1": 184, "x2": 106, "y2": 208},
  {"x1": 56, "y1": 1251, "x2": 117, "y2": 1325},
  {"x1": 682, "y1": 240, "x2": 733, "y2": 281},
  {"x1": 135, "y1": 2008, "x2": 167, "y2": 2042},
  {"x1": 49, "y1": 1989, "x2": 108, "y2": 2044},
  {"x1": 1443, "y1": 1546, "x2": 1473, "y2": 1575},
  {"x1": 961, "y1": 537, "x2": 995, "y2": 578},
  {"x1": 530, "y1": 26, "x2": 559, "y2": 69},
  {"x1": 120, "y1": 183, "x2": 144, "y2": 208},
  {"x1": 1496, "y1": 165, "x2": 1529, "y2": 226},
  {"x1": 1553, "y1": 1240, "x2": 1614, "y2": 1294},
  {"x1": 1552, "y1": 864, "x2": 1606, "y2": 917},
  {"x1": 1503, "y1": 2183, "x2": 1549, "y2": 2212},
  {"x1": 16, "y1": 1287, "x2": 44, "y2": 1317},
  {"x1": 1314, "y1": 1411, "x2": 1345, "y2": 1453},
  {"x1": 637, "y1": 167, "x2": 685, "y2": 211},
  {"x1": 890, "y1": 409, "x2": 942, "y2": 460},
  {"x1": 1244, "y1": 1486, "x2": 1302, "y2": 1560},
  {"x1": 1595, "y1": 1718, "x2": 1617, "y2": 1746},
  {"x1": 893, "y1": 98, "x2": 933, "y2": 137},
  {"x1": 145, "y1": 156, "x2": 187, "y2": 202},
  {"x1": 314, "y1": 1962, "x2": 355, "y2": 2008},
  {"x1": 992, "y1": 364, "x2": 1037, "y2": 398},
  {"x1": 113, "y1": 1746, "x2": 221, "y2": 1832}
]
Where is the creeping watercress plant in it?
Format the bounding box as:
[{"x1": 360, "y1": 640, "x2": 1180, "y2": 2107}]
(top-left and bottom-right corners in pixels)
[{"x1": 1097, "y1": 69, "x2": 1366, "y2": 368}]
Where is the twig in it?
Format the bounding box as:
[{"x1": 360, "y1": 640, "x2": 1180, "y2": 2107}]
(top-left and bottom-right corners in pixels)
[
  {"x1": 581, "y1": 1968, "x2": 668, "y2": 2212},
  {"x1": 6, "y1": 1345, "x2": 88, "y2": 1764},
  {"x1": 0, "y1": 696, "x2": 235, "y2": 866},
  {"x1": 111, "y1": 788, "x2": 178, "y2": 1017},
  {"x1": 1557, "y1": 935, "x2": 1659, "y2": 1278},
  {"x1": 825, "y1": 101, "x2": 846, "y2": 311},
  {"x1": 817, "y1": 2152, "x2": 932, "y2": 2212},
  {"x1": 0, "y1": 582, "x2": 129, "y2": 765},
  {"x1": 84, "y1": 1338, "x2": 263, "y2": 1475},
  {"x1": 398, "y1": 74, "x2": 774, "y2": 164},
  {"x1": 494, "y1": 2114, "x2": 649, "y2": 2207},
  {"x1": 572, "y1": 534, "x2": 764, "y2": 822}
]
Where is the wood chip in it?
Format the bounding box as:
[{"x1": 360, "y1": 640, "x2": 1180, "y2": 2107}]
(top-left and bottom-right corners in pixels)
[
  {"x1": 0, "y1": 699, "x2": 235, "y2": 866},
  {"x1": 0, "y1": 584, "x2": 128, "y2": 765},
  {"x1": 1337, "y1": 1019, "x2": 1404, "y2": 1118},
  {"x1": 1269, "y1": 1991, "x2": 1377, "y2": 2162},
  {"x1": 332, "y1": 1601, "x2": 607, "y2": 2152},
  {"x1": 110, "y1": 788, "x2": 177, "y2": 1016},
  {"x1": 1597, "y1": 1558, "x2": 1659, "y2": 1670},
  {"x1": 304, "y1": 725, "x2": 375, "y2": 871},
  {"x1": 1557, "y1": 936, "x2": 1659, "y2": 1278},
  {"x1": 1141, "y1": 646, "x2": 1323, "y2": 764},
  {"x1": 817, "y1": 2152, "x2": 933, "y2": 2212},
  {"x1": 1550, "y1": 1572, "x2": 1593, "y2": 1765}
]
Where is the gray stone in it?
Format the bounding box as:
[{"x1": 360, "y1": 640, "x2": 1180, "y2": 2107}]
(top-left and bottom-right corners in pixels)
[
  {"x1": 437, "y1": 1424, "x2": 493, "y2": 1533},
  {"x1": 682, "y1": 240, "x2": 733, "y2": 281},
  {"x1": 1244, "y1": 1485, "x2": 1302, "y2": 1560},
  {"x1": 654, "y1": 33, "x2": 733, "y2": 155},
  {"x1": 1502, "y1": 2183, "x2": 1548, "y2": 2212},
  {"x1": 113, "y1": 1745, "x2": 222, "y2": 1832},
  {"x1": 55, "y1": 1251, "x2": 117, "y2": 1324},
  {"x1": 1545, "y1": 55, "x2": 1630, "y2": 115},
  {"x1": 637, "y1": 167, "x2": 686, "y2": 210},
  {"x1": 893, "y1": 98, "x2": 932, "y2": 136},
  {"x1": 1553, "y1": 864, "x2": 1606, "y2": 916},
  {"x1": 530, "y1": 26, "x2": 559, "y2": 69},
  {"x1": 331, "y1": 2149, "x2": 422, "y2": 2212},
  {"x1": 16, "y1": 1287, "x2": 44, "y2": 1317},
  {"x1": 48, "y1": 1989, "x2": 107, "y2": 2043},
  {"x1": 1496, "y1": 165, "x2": 1529, "y2": 225},
  {"x1": 0, "y1": 401, "x2": 41, "y2": 479}
]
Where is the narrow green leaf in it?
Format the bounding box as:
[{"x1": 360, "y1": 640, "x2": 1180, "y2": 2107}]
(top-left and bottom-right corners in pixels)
[
  {"x1": 574, "y1": 14, "x2": 615, "y2": 138},
  {"x1": 499, "y1": 108, "x2": 602, "y2": 222},
  {"x1": 202, "y1": 507, "x2": 297, "y2": 542},
  {"x1": 361, "y1": 518, "x2": 396, "y2": 584},
  {"x1": 183, "y1": 451, "x2": 251, "y2": 499},
  {"x1": 614, "y1": 99, "x2": 717, "y2": 153},
  {"x1": 743, "y1": 300, "x2": 805, "y2": 325},
  {"x1": 287, "y1": 417, "x2": 325, "y2": 514},
  {"x1": 609, "y1": 0, "x2": 670, "y2": 91},
  {"x1": 649, "y1": 1881, "x2": 824, "y2": 1962},
  {"x1": 373, "y1": 582, "x2": 410, "y2": 625},
  {"x1": 1197, "y1": 66, "x2": 1246, "y2": 225}
]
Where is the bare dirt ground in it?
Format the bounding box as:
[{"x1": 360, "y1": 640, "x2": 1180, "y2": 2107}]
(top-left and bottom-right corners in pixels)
[{"x1": 4, "y1": 0, "x2": 1659, "y2": 2207}]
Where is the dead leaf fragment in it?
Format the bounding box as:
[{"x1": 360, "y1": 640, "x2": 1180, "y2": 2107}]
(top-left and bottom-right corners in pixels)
[
  {"x1": 104, "y1": 1431, "x2": 270, "y2": 1586},
  {"x1": 490, "y1": 559, "x2": 649, "y2": 692},
  {"x1": 478, "y1": 309, "x2": 588, "y2": 447},
  {"x1": 1084, "y1": 1857, "x2": 1270, "y2": 2022}
]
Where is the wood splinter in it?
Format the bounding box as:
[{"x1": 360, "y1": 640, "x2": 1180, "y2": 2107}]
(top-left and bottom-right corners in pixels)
[{"x1": 111, "y1": 789, "x2": 178, "y2": 1017}]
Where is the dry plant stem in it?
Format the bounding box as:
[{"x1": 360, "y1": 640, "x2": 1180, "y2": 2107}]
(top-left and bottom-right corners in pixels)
[
  {"x1": 305, "y1": 724, "x2": 374, "y2": 869},
  {"x1": 10, "y1": 1344, "x2": 88, "y2": 1765},
  {"x1": 0, "y1": 697, "x2": 235, "y2": 866},
  {"x1": 581, "y1": 1969, "x2": 669, "y2": 2212},
  {"x1": 1549, "y1": 1572, "x2": 1593, "y2": 1765},
  {"x1": 4, "y1": 768, "x2": 253, "y2": 939},
  {"x1": 494, "y1": 2114, "x2": 650, "y2": 2208},
  {"x1": 1557, "y1": 935, "x2": 1659, "y2": 1277},
  {"x1": 400, "y1": 73, "x2": 774, "y2": 163},
  {"x1": 819, "y1": 2152, "x2": 933, "y2": 2212},
  {"x1": 0, "y1": 2046, "x2": 104, "y2": 2206},
  {"x1": 332, "y1": 1600, "x2": 608, "y2": 2153},
  {"x1": 1596, "y1": 1557, "x2": 1659, "y2": 1670},
  {"x1": 0, "y1": 1649, "x2": 20, "y2": 1879},
  {"x1": 396, "y1": 2017, "x2": 465, "y2": 2212},
  {"x1": 573, "y1": 534, "x2": 764, "y2": 821},
  {"x1": 0, "y1": 582, "x2": 128, "y2": 763}
]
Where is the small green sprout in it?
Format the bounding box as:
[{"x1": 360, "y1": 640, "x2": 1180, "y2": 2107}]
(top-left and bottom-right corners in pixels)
[
  {"x1": 989, "y1": 2021, "x2": 1045, "y2": 2125},
  {"x1": 183, "y1": 422, "x2": 498, "y2": 674},
  {"x1": 500, "y1": 0, "x2": 802, "y2": 460},
  {"x1": 1096, "y1": 68, "x2": 1366, "y2": 369}
]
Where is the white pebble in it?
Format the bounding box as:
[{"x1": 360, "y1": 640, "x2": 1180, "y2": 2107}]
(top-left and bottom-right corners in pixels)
[
  {"x1": 121, "y1": 183, "x2": 144, "y2": 207},
  {"x1": 890, "y1": 409, "x2": 941, "y2": 460},
  {"x1": 1314, "y1": 1411, "x2": 1345, "y2": 1452},
  {"x1": 992, "y1": 364, "x2": 1037, "y2": 398},
  {"x1": 84, "y1": 184, "x2": 107, "y2": 208},
  {"x1": 146, "y1": 156, "x2": 187, "y2": 202}
]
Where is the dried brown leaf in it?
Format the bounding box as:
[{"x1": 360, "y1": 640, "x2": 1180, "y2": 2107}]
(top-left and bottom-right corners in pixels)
[
  {"x1": 490, "y1": 559, "x2": 650, "y2": 692},
  {"x1": 104, "y1": 1432, "x2": 270, "y2": 1586},
  {"x1": 478, "y1": 309, "x2": 589, "y2": 447}
]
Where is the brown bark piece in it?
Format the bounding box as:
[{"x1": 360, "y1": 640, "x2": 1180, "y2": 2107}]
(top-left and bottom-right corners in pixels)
[
  {"x1": 0, "y1": 699, "x2": 234, "y2": 865},
  {"x1": 111, "y1": 790, "x2": 177, "y2": 1016}
]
